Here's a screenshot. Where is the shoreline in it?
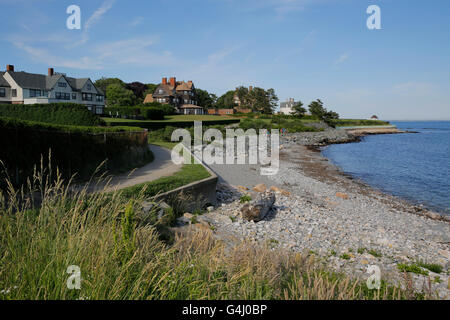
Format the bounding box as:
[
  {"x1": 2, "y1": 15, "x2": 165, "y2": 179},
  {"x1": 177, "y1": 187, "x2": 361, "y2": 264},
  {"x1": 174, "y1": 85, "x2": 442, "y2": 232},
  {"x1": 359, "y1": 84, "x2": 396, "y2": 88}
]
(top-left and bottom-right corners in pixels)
[{"x1": 194, "y1": 128, "x2": 450, "y2": 298}]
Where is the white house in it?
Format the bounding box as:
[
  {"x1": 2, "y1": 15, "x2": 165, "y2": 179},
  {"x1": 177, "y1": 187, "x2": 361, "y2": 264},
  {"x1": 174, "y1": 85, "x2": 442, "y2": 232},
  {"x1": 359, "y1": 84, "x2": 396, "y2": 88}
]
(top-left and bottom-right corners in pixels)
[
  {"x1": 279, "y1": 98, "x2": 299, "y2": 115},
  {"x1": 0, "y1": 65, "x2": 105, "y2": 114}
]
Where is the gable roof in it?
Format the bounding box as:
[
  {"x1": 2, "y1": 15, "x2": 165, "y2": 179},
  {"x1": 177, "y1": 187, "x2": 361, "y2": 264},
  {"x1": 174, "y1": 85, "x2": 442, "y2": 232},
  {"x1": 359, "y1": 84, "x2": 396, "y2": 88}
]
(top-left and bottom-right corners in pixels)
[
  {"x1": 153, "y1": 84, "x2": 175, "y2": 97},
  {"x1": 2, "y1": 70, "x2": 103, "y2": 94},
  {"x1": 0, "y1": 72, "x2": 10, "y2": 87},
  {"x1": 143, "y1": 94, "x2": 155, "y2": 103}
]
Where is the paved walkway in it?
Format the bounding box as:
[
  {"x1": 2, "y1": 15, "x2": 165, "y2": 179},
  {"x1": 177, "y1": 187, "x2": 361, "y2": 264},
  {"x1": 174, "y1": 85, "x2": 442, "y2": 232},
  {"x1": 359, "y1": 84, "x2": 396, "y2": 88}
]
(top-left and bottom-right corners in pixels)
[{"x1": 87, "y1": 144, "x2": 182, "y2": 193}]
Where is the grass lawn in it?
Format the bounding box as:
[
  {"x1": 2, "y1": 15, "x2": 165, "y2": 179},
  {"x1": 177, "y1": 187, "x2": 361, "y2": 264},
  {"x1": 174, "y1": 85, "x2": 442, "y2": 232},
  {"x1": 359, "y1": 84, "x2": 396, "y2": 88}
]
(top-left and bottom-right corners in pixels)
[
  {"x1": 120, "y1": 162, "x2": 210, "y2": 199},
  {"x1": 103, "y1": 114, "x2": 234, "y2": 123}
]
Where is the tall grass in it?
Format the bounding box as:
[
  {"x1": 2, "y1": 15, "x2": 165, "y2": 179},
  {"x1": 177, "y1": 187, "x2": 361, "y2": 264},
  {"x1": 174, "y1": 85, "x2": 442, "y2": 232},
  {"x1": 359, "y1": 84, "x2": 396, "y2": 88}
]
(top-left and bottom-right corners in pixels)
[{"x1": 0, "y1": 165, "x2": 434, "y2": 300}]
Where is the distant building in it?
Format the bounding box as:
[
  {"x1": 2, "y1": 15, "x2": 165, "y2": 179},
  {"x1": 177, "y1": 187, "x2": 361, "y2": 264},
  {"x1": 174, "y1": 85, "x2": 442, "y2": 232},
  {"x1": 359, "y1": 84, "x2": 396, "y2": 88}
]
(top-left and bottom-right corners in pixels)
[
  {"x1": 370, "y1": 115, "x2": 379, "y2": 120},
  {"x1": 280, "y1": 98, "x2": 299, "y2": 115},
  {"x1": 144, "y1": 77, "x2": 202, "y2": 114},
  {"x1": 0, "y1": 64, "x2": 105, "y2": 114}
]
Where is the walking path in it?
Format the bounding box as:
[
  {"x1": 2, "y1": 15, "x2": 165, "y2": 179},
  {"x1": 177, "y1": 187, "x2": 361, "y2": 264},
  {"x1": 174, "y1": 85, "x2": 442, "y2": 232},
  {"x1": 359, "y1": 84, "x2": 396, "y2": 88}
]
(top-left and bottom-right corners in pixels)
[{"x1": 87, "y1": 144, "x2": 182, "y2": 193}]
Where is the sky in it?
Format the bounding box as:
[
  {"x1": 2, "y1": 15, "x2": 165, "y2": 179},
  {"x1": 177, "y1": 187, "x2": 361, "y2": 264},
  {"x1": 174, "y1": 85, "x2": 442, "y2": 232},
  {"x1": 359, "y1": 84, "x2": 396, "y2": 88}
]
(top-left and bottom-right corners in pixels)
[{"x1": 1, "y1": 0, "x2": 449, "y2": 120}]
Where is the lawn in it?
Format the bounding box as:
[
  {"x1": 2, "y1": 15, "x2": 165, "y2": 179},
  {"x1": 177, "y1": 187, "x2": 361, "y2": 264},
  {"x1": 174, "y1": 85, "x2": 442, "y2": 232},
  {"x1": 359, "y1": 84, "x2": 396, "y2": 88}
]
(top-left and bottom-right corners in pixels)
[{"x1": 103, "y1": 114, "x2": 234, "y2": 123}]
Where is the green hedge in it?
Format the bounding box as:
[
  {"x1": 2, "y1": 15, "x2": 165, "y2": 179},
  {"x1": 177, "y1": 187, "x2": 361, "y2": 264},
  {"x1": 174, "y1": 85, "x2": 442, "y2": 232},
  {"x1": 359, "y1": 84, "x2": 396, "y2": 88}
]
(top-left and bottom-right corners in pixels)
[
  {"x1": 105, "y1": 104, "x2": 175, "y2": 120},
  {"x1": 0, "y1": 117, "x2": 151, "y2": 187},
  {"x1": 0, "y1": 103, "x2": 104, "y2": 126}
]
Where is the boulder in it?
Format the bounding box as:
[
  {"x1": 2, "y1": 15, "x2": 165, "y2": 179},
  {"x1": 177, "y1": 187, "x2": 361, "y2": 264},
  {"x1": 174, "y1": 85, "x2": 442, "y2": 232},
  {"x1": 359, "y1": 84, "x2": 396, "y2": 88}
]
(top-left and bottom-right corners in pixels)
[
  {"x1": 253, "y1": 183, "x2": 267, "y2": 193},
  {"x1": 241, "y1": 192, "x2": 276, "y2": 222}
]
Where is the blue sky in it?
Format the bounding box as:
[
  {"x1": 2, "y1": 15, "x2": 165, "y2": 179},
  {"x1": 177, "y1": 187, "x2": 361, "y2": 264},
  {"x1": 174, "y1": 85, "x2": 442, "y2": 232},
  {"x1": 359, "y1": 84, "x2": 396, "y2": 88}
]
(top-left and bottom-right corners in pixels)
[{"x1": 1, "y1": 0, "x2": 449, "y2": 120}]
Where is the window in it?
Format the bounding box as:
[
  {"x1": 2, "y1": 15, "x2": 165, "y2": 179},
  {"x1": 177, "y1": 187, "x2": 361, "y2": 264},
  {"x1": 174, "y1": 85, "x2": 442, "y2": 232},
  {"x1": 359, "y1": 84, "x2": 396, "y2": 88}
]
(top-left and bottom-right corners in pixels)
[
  {"x1": 0, "y1": 88, "x2": 5, "y2": 97},
  {"x1": 12, "y1": 89, "x2": 17, "y2": 97},
  {"x1": 72, "y1": 93, "x2": 77, "y2": 100},
  {"x1": 29, "y1": 89, "x2": 42, "y2": 98},
  {"x1": 56, "y1": 92, "x2": 70, "y2": 100},
  {"x1": 96, "y1": 95, "x2": 103, "y2": 102},
  {"x1": 158, "y1": 89, "x2": 164, "y2": 94},
  {"x1": 82, "y1": 93, "x2": 93, "y2": 101},
  {"x1": 58, "y1": 82, "x2": 67, "y2": 88},
  {"x1": 87, "y1": 84, "x2": 92, "y2": 90}
]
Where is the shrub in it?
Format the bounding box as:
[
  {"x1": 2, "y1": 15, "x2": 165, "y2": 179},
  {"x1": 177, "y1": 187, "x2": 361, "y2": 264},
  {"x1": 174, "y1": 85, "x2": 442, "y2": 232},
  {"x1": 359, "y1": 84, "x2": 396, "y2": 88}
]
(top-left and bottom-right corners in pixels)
[
  {"x1": 143, "y1": 108, "x2": 165, "y2": 120},
  {"x1": 0, "y1": 103, "x2": 104, "y2": 126}
]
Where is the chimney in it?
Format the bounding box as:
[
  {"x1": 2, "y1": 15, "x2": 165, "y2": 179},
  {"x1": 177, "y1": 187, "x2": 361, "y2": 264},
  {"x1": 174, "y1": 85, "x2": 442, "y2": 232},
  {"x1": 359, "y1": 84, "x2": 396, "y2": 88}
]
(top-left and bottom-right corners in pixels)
[
  {"x1": 6, "y1": 65, "x2": 14, "y2": 72},
  {"x1": 162, "y1": 77, "x2": 167, "y2": 85},
  {"x1": 170, "y1": 77, "x2": 176, "y2": 87},
  {"x1": 48, "y1": 68, "x2": 54, "y2": 76}
]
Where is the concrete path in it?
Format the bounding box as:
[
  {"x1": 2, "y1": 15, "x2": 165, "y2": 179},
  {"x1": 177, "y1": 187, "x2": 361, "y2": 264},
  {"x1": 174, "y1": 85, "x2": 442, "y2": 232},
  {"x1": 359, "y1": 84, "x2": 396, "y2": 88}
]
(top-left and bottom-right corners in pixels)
[{"x1": 87, "y1": 144, "x2": 182, "y2": 193}]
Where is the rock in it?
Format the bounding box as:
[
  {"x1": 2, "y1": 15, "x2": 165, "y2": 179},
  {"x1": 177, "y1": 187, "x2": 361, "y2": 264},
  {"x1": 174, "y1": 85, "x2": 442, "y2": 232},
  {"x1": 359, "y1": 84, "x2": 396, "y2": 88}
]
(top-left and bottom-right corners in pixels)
[
  {"x1": 253, "y1": 184, "x2": 267, "y2": 193},
  {"x1": 361, "y1": 260, "x2": 369, "y2": 265},
  {"x1": 281, "y1": 189, "x2": 291, "y2": 196},
  {"x1": 336, "y1": 192, "x2": 349, "y2": 200},
  {"x1": 270, "y1": 186, "x2": 281, "y2": 193},
  {"x1": 438, "y1": 249, "x2": 450, "y2": 260},
  {"x1": 236, "y1": 185, "x2": 249, "y2": 192},
  {"x1": 241, "y1": 192, "x2": 276, "y2": 222},
  {"x1": 207, "y1": 206, "x2": 214, "y2": 212}
]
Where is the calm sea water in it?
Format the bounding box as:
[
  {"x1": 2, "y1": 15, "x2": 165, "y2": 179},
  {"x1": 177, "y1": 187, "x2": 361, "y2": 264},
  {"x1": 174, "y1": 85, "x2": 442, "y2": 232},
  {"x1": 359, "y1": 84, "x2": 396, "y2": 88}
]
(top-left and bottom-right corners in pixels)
[{"x1": 322, "y1": 121, "x2": 450, "y2": 215}]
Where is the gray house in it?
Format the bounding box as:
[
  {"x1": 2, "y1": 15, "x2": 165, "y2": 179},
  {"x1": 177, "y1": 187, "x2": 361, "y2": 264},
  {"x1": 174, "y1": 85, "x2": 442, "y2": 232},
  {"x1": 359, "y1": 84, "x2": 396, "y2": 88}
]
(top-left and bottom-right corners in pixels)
[{"x1": 0, "y1": 65, "x2": 105, "y2": 114}]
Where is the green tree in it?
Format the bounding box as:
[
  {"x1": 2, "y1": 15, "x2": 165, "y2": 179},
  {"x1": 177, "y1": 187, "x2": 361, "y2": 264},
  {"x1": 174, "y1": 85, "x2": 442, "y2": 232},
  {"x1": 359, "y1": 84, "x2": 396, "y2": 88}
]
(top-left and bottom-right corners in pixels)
[
  {"x1": 196, "y1": 88, "x2": 217, "y2": 109},
  {"x1": 308, "y1": 99, "x2": 326, "y2": 119},
  {"x1": 216, "y1": 90, "x2": 237, "y2": 109},
  {"x1": 106, "y1": 84, "x2": 136, "y2": 106},
  {"x1": 143, "y1": 84, "x2": 158, "y2": 98},
  {"x1": 292, "y1": 101, "x2": 307, "y2": 118},
  {"x1": 94, "y1": 77, "x2": 125, "y2": 94}
]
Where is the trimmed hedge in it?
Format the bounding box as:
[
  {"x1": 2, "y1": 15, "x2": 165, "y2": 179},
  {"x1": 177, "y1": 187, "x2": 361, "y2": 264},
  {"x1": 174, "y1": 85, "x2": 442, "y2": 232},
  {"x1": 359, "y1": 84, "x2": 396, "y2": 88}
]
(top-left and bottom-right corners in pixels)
[
  {"x1": 0, "y1": 117, "x2": 151, "y2": 187},
  {"x1": 0, "y1": 103, "x2": 105, "y2": 126},
  {"x1": 105, "y1": 104, "x2": 175, "y2": 120}
]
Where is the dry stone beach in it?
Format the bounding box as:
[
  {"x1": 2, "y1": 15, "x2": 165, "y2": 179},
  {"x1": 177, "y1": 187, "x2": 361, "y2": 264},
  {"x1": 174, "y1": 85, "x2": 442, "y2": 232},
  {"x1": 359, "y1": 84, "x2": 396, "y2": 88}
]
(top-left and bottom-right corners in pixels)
[{"x1": 176, "y1": 127, "x2": 450, "y2": 299}]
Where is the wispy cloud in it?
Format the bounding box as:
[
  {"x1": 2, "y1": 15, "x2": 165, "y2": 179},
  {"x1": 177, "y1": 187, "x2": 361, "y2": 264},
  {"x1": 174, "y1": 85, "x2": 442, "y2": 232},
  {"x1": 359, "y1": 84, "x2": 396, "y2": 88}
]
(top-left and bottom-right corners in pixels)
[
  {"x1": 334, "y1": 53, "x2": 349, "y2": 65},
  {"x1": 71, "y1": 0, "x2": 116, "y2": 47},
  {"x1": 393, "y1": 82, "x2": 434, "y2": 95},
  {"x1": 130, "y1": 16, "x2": 144, "y2": 27}
]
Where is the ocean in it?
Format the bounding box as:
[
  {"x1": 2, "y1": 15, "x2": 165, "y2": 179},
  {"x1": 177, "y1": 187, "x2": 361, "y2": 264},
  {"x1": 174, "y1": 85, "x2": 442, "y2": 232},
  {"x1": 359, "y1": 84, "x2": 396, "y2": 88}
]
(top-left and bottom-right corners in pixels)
[{"x1": 322, "y1": 121, "x2": 450, "y2": 215}]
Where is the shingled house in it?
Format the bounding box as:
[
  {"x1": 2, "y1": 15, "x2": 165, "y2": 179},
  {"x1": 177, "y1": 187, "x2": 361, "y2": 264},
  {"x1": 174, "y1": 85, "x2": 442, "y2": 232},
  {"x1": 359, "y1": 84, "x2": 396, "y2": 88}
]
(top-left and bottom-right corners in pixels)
[
  {"x1": 0, "y1": 65, "x2": 105, "y2": 114},
  {"x1": 145, "y1": 77, "x2": 203, "y2": 114}
]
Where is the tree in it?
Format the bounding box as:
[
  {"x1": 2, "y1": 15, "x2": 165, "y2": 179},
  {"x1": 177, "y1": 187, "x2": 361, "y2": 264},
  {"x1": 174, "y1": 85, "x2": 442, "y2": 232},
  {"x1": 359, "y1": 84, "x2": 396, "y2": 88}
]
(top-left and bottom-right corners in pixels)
[
  {"x1": 292, "y1": 100, "x2": 307, "y2": 117},
  {"x1": 143, "y1": 83, "x2": 158, "y2": 98},
  {"x1": 106, "y1": 84, "x2": 136, "y2": 106},
  {"x1": 196, "y1": 88, "x2": 217, "y2": 109},
  {"x1": 308, "y1": 99, "x2": 339, "y2": 122},
  {"x1": 216, "y1": 90, "x2": 237, "y2": 109},
  {"x1": 126, "y1": 82, "x2": 147, "y2": 102},
  {"x1": 94, "y1": 77, "x2": 125, "y2": 94},
  {"x1": 308, "y1": 99, "x2": 326, "y2": 119}
]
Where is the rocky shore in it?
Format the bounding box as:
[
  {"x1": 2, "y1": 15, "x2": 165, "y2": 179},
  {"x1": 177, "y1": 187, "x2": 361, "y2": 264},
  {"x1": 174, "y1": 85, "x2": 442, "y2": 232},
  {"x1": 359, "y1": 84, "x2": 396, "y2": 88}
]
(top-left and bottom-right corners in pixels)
[{"x1": 175, "y1": 127, "x2": 450, "y2": 299}]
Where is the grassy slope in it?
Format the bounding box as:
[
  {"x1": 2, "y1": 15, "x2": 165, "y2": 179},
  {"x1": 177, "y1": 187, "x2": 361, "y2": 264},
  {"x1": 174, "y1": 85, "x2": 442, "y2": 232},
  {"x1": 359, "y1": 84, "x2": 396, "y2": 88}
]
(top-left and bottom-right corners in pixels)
[{"x1": 0, "y1": 169, "x2": 429, "y2": 300}]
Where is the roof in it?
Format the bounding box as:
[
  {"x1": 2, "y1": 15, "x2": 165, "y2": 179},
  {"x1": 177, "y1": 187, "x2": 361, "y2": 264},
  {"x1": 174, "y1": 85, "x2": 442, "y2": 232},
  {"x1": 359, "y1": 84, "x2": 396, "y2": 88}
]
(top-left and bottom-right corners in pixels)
[
  {"x1": 179, "y1": 104, "x2": 203, "y2": 109},
  {"x1": 0, "y1": 72, "x2": 10, "y2": 87},
  {"x1": 153, "y1": 84, "x2": 175, "y2": 97},
  {"x1": 3, "y1": 70, "x2": 103, "y2": 94},
  {"x1": 175, "y1": 81, "x2": 193, "y2": 91},
  {"x1": 143, "y1": 94, "x2": 155, "y2": 103}
]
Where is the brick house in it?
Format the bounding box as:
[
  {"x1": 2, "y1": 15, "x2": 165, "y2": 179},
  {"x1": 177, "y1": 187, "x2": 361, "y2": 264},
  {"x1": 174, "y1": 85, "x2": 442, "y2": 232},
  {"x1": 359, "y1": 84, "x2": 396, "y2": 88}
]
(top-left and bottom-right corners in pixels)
[{"x1": 0, "y1": 65, "x2": 105, "y2": 114}]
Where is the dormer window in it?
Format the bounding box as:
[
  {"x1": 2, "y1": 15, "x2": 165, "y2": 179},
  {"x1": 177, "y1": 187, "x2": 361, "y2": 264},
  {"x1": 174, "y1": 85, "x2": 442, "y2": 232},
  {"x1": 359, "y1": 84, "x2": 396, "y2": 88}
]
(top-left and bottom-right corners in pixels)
[{"x1": 159, "y1": 89, "x2": 164, "y2": 94}]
